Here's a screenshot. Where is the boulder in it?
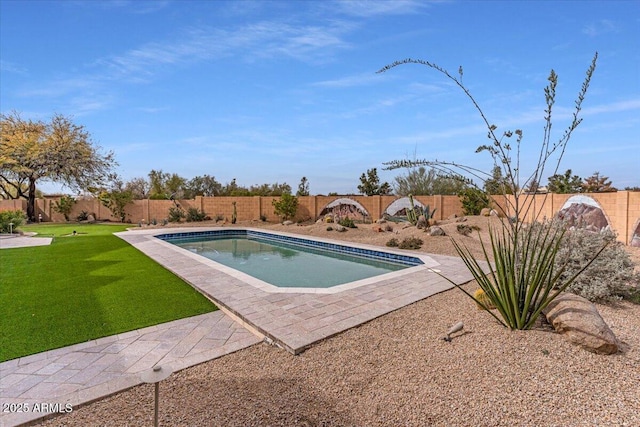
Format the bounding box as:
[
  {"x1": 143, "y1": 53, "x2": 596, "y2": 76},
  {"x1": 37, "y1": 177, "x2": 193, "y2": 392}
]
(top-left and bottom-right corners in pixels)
[
  {"x1": 416, "y1": 215, "x2": 427, "y2": 229},
  {"x1": 282, "y1": 220, "x2": 294, "y2": 226},
  {"x1": 87, "y1": 214, "x2": 96, "y2": 224},
  {"x1": 543, "y1": 293, "x2": 619, "y2": 355},
  {"x1": 480, "y1": 208, "x2": 491, "y2": 217},
  {"x1": 428, "y1": 226, "x2": 446, "y2": 236}
]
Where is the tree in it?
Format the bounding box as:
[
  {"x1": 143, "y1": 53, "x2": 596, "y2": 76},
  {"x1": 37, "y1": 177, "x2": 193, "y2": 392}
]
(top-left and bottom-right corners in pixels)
[
  {"x1": 379, "y1": 53, "x2": 604, "y2": 330},
  {"x1": 272, "y1": 193, "x2": 298, "y2": 221},
  {"x1": 458, "y1": 187, "x2": 490, "y2": 215},
  {"x1": 357, "y1": 168, "x2": 391, "y2": 195},
  {"x1": 582, "y1": 171, "x2": 616, "y2": 193},
  {"x1": 147, "y1": 170, "x2": 187, "y2": 199},
  {"x1": 394, "y1": 166, "x2": 467, "y2": 196},
  {"x1": 0, "y1": 112, "x2": 115, "y2": 221},
  {"x1": 249, "y1": 182, "x2": 291, "y2": 196},
  {"x1": 96, "y1": 175, "x2": 133, "y2": 222},
  {"x1": 484, "y1": 165, "x2": 515, "y2": 195},
  {"x1": 124, "y1": 177, "x2": 150, "y2": 200},
  {"x1": 184, "y1": 175, "x2": 222, "y2": 198},
  {"x1": 524, "y1": 178, "x2": 542, "y2": 194},
  {"x1": 53, "y1": 195, "x2": 76, "y2": 221},
  {"x1": 297, "y1": 176, "x2": 310, "y2": 196},
  {"x1": 547, "y1": 169, "x2": 583, "y2": 193}
]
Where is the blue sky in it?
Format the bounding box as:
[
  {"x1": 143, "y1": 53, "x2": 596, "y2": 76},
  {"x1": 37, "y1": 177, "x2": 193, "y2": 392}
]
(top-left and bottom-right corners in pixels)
[{"x1": 1, "y1": 0, "x2": 639, "y2": 195}]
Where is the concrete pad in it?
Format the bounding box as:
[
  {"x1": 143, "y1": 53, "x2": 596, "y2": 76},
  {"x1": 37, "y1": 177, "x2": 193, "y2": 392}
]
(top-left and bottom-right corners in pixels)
[{"x1": 0, "y1": 235, "x2": 52, "y2": 249}]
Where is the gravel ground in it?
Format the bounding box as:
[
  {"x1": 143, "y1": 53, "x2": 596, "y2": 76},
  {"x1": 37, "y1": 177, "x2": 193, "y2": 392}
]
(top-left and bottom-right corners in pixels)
[{"x1": 38, "y1": 217, "x2": 640, "y2": 427}]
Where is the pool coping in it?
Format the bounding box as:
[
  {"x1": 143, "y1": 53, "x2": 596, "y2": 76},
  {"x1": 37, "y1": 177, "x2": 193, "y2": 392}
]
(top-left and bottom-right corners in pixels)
[
  {"x1": 153, "y1": 227, "x2": 440, "y2": 294},
  {"x1": 116, "y1": 226, "x2": 486, "y2": 354}
]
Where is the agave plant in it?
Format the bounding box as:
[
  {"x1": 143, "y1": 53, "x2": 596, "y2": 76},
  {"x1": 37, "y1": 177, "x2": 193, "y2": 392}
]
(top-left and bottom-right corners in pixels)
[
  {"x1": 379, "y1": 53, "x2": 603, "y2": 329},
  {"x1": 452, "y1": 220, "x2": 606, "y2": 329}
]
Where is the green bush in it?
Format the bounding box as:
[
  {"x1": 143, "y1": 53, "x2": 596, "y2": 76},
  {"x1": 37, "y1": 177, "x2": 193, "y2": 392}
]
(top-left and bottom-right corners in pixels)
[
  {"x1": 386, "y1": 238, "x2": 399, "y2": 247},
  {"x1": 458, "y1": 187, "x2": 490, "y2": 216},
  {"x1": 77, "y1": 210, "x2": 89, "y2": 221},
  {"x1": 338, "y1": 217, "x2": 357, "y2": 228},
  {"x1": 457, "y1": 224, "x2": 481, "y2": 236},
  {"x1": 0, "y1": 210, "x2": 25, "y2": 233},
  {"x1": 398, "y1": 237, "x2": 423, "y2": 249},
  {"x1": 272, "y1": 193, "x2": 298, "y2": 221},
  {"x1": 168, "y1": 206, "x2": 185, "y2": 223},
  {"x1": 53, "y1": 195, "x2": 76, "y2": 221},
  {"x1": 185, "y1": 207, "x2": 207, "y2": 222}
]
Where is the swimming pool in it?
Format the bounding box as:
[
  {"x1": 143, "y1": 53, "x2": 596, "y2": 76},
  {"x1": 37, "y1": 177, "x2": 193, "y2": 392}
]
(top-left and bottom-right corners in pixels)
[{"x1": 156, "y1": 229, "x2": 426, "y2": 292}]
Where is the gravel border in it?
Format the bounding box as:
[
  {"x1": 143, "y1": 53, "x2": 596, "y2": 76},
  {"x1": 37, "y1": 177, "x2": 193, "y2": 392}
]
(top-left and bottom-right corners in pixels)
[{"x1": 36, "y1": 219, "x2": 640, "y2": 426}]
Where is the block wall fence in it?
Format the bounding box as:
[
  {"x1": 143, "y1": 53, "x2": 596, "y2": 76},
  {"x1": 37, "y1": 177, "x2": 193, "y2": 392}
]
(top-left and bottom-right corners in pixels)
[{"x1": 1, "y1": 192, "x2": 638, "y2": 245}]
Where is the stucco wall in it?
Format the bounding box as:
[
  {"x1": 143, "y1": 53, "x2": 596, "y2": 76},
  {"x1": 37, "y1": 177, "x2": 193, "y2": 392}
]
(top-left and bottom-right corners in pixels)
[{"x1": 1, "y1": 191, "x2": 637, "y2": 244}]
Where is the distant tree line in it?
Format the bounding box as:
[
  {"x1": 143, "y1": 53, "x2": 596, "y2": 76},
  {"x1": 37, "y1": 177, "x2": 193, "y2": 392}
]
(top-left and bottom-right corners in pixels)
[{"x1": 117, "y1": 170, "x2": 312, "y2": 200}]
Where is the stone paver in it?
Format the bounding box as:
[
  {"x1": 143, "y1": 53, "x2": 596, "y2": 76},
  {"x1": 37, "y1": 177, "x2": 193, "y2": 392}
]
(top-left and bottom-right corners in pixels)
[
  {"x1": 0, "y1": 312, "x2": 261, "y2": 427},
  {"x1": 1, "y1": 226, "x2": 484, "y2": 426},
  {"x1": 115, "y1": 227, "x2": 485, "y2": 354}
]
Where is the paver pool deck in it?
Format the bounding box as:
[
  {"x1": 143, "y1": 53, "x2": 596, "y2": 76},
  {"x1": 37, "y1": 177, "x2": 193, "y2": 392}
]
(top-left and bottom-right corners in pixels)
[{"x1": 1, "y1": 226, "x2": 481, "y2": 426}]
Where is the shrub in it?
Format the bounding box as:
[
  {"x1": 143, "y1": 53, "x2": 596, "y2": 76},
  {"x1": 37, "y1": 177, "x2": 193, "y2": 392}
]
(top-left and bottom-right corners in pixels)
[
  {"x1": 457, "y1": 224, "x2": 480, "y2": 236},
  {"x1": 555, "y1": 224, "x2": 640, "y2": 302},
  {"x1": 186, "y1": 208, "x2": 207, "y2": 222},
  {"x1": 260, "y1": 214, "x2": 267, "y2": 222},
  {"x1": 53, "y1": 195, "x2": 76, "y2": 221},
  {"x1": 385, "y1": 224, "x2": 394, "y2": 232},
  {"x1": 398, "y1": 237, "x2": 423, "y2": 250},
  {"x1": 338, "y1": 217, "x2": 357, "y2": 228},
  {"x1": 272, "y1": 194, "x2": 298, "y2": 221},
  {"x1": 77, "y1": 210, "x2": 89, "y2": 221},
  {"x1": 458, "y1": 187, "x2": 490, "y2": 216},
  {"x1": 326, "y1": 226, "x2": 333, "y2": 231},
  {"x1": 386, "y1": 238, "x2": 399, "y2": 247},
  {"x1": 168, "y1": 206, "x2": 185, "y2": 223},
  {"x1": 0, "y1": 210, "x2": 25, "y2": 233}
]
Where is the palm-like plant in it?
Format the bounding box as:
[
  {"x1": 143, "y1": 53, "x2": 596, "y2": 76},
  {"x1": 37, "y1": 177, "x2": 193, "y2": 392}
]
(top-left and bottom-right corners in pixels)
[{"x1": 378, "y1": 53, "x2": 606, "y2": 329}]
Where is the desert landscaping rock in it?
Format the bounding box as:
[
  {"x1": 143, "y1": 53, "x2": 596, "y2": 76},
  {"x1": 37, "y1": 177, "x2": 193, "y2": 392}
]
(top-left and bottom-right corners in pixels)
[
  {"x1": 543, "y1": 293, "x2": 620, "y2": 354},
  {"x1": 428, "y1": 225, "x2": 446, "y2": 236}
]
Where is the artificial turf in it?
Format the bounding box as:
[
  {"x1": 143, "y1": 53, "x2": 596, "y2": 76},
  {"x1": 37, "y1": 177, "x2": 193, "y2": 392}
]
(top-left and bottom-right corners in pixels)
[{"x1": 0, "y1": 223, "x2": 217, "y2": 362}]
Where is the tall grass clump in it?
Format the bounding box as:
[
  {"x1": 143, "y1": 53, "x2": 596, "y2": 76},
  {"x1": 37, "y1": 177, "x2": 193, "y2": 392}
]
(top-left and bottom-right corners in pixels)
[{"x1": 379, "y1": 53, "x2": 605, "y2": 329}]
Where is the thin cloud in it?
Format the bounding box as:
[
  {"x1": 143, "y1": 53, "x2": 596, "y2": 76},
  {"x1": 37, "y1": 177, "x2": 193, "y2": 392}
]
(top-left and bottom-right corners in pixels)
[
  {"x1": 0, "y1": 60, "x2": 27, "y2": 74},
  {"x1": 582, "y1": 99, "x2": 640, "y2": 116},
  {"x1": 312, "y1": 72, "x2": 384, "y2": 88},
  {"x1": 96, "y1": 20, "x2": 352, "y2": 80},
  {"x1": 333, "y1": 0, "x2": 435, "y2": 17},
  {"x1": 582, "y1": 19, "x2": 619, "y2": 37}
]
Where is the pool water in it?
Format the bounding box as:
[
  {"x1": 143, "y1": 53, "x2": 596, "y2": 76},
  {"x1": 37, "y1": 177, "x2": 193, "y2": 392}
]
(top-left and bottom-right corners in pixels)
[{"x1": 169, "y1": 235, "x2": 410, "y2": 288}]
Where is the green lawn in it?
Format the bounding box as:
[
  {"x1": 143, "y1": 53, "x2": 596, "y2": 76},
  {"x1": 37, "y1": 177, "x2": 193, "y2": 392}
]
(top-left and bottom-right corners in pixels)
[{"x1": 0, "y1": 223, "x2": 217, "y2": 362}]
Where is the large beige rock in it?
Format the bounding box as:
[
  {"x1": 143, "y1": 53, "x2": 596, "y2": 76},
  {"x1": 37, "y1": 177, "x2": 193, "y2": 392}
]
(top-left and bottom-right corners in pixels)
[{"x1": 543, "y1": 293, "x2": 619, "y2": 355}]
